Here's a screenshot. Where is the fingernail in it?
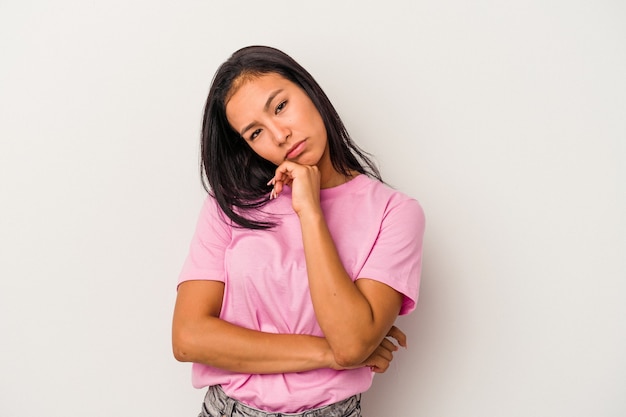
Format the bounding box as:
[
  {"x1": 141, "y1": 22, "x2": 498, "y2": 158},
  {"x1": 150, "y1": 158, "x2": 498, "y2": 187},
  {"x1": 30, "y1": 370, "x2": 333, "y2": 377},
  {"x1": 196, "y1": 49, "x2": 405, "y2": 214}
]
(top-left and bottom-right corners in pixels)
[{"x1": 267, "y1": 178, "x2": 275, "y2": 186}]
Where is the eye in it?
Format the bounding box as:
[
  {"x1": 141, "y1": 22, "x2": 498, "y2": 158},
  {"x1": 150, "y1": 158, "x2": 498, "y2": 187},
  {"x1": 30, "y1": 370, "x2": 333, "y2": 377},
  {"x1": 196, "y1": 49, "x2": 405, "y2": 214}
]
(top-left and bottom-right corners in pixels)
[
  {"x1": 249, "y1": 128, "x2": 262, "y2": 141},
  {"x1": 275, "y1": 100, "x2": 287, "y2": 114}
]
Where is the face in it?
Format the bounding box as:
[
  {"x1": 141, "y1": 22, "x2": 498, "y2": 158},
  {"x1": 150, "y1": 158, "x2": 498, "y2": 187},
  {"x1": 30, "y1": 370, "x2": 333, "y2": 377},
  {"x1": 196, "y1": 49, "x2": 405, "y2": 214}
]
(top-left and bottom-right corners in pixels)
[{"x1": 225, "y1": 73, "x2": 330, "y2": 170}]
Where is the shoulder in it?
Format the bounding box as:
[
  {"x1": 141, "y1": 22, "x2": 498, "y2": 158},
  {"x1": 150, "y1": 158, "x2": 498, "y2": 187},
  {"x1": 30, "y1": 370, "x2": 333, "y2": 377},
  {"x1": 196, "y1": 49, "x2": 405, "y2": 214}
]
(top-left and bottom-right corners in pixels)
[
  {"x1": 356, "y1": 176, "x2": 425, "y2": 221},
  {"x1": 194, "y1": 194, "x2": 233, "y2": 239},
  {"x1": 199, "y1": 194, "x2": 231, "y2": 221},
  {"x1": 330, "y1": 175, "x2": 425, "y2": 237}
]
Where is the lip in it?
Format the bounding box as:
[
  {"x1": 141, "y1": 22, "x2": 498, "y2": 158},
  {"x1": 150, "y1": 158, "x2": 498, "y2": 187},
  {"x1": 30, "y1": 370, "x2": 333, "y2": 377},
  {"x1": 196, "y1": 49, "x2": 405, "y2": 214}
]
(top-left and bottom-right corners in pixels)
[{"x1": 285, "y1": 140, "x2": 306, "y2": 160}]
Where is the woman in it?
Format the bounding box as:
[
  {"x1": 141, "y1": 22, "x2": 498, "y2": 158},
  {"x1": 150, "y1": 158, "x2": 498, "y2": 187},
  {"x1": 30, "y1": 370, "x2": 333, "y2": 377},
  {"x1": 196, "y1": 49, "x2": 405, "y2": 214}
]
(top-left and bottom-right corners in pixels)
[{"x1": 172, "y1": 45, "x2": 425, "y2": 416}]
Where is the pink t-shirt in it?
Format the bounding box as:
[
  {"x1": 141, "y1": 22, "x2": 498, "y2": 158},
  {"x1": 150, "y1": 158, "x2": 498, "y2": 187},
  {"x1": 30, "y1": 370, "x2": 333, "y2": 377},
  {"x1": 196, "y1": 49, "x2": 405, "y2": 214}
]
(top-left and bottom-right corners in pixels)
[{"x1": 178, "y1": 174, "x2": 425, "y2": 412}]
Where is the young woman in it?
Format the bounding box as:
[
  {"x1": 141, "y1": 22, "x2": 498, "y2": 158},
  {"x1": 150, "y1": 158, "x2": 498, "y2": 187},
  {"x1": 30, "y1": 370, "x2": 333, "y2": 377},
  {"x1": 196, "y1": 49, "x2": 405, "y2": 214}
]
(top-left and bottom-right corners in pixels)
[{"x1": 172, "y1": 45, "x2": 425, "y2": 417}]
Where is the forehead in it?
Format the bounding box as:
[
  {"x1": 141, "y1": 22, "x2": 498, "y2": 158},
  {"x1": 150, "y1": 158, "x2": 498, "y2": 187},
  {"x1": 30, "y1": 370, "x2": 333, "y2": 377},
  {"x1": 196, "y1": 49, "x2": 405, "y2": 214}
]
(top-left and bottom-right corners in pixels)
[
  {"x1": 226, "y1": 72, "x2": 293, "y2": 105},
  {"x1": 225, "y1": 73, "x2": 298, "y2": 125}
]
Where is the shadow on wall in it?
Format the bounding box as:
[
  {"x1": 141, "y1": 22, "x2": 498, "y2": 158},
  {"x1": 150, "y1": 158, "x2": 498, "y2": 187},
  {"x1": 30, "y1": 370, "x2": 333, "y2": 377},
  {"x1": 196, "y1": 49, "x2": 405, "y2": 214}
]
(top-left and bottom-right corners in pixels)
[{"x1": 362, "y1": 235, "x2": 468, "y2": 415}]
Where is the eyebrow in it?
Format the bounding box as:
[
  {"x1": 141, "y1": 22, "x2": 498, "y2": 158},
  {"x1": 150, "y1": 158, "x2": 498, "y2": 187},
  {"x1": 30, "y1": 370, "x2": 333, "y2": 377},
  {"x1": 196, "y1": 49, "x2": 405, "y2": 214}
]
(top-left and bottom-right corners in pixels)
[{"x1": 239, "y1": 89, "x2": 284, "y2": 136}]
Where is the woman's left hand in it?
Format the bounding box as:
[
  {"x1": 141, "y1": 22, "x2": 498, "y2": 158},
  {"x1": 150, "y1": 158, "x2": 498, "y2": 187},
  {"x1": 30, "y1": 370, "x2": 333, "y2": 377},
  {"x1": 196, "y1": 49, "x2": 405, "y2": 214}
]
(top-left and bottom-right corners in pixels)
[
  {"x1": 269, "y1": 161, "x2": 322, "y2": 216},
  {"x1": 333, "y1": 325, "x2": 407, "y2": 374},
  {"x1": 360, "y1": 325, "x2": 407, "y2": 373}
]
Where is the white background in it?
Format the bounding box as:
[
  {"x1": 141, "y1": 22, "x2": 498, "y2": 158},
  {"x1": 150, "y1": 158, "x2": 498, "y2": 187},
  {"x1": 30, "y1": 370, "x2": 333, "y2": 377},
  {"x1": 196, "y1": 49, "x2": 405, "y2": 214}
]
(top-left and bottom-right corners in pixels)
[{"x1": 1, "y1": 1, "x2": 624, "y2": 416}]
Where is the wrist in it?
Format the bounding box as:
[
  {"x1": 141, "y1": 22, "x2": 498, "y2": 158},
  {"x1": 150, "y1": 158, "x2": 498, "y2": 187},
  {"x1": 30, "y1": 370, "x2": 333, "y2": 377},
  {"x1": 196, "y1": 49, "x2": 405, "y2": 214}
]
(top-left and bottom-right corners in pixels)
[
  {"x1": 316, "y1": 337, "x2": 342, "y2": 370},
  {"x1": 296, "y1": 206, "x2": 324, "y2": 224}
]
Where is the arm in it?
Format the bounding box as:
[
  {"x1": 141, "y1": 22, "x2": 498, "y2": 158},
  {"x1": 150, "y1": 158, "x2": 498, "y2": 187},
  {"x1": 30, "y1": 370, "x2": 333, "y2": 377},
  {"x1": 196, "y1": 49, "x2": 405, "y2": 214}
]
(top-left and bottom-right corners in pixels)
[
  {"x1": 172, "y1": 279, "x2": 333, "y2": 374},
  {"x1": 271, "y1": 164, "x2": 411, "y2": 367},
  {"x1": 172, "y1": 280, "x2": 401, "y2": 373},
  {"x1": 299, "y1": 210, "x2": 404, "y2": 367}
]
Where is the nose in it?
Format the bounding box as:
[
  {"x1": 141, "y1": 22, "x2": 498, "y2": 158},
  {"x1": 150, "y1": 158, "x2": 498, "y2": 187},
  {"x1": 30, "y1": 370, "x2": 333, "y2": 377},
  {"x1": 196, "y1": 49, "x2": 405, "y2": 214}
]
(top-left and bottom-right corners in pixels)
[{"x1": 269, "y1": 121, "x2": 291, "y2": 145}]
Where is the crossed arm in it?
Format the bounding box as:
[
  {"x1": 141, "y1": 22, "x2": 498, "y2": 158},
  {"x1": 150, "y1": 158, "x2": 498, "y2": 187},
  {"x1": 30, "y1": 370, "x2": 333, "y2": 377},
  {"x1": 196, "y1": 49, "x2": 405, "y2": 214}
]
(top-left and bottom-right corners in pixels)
[
  {"x1": 172, "y1": 163, "x2": 407, "y2": 374},
  {"x1": 172, "y1": 279, "x2": 404, "y2": 374}
]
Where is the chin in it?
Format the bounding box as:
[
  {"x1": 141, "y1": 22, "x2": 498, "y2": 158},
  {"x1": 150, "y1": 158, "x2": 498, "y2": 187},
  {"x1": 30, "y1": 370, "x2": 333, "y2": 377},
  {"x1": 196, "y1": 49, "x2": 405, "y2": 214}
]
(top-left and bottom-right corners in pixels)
[{"x1": 300, "y1": 157, "x2": 321, "y2": 166}]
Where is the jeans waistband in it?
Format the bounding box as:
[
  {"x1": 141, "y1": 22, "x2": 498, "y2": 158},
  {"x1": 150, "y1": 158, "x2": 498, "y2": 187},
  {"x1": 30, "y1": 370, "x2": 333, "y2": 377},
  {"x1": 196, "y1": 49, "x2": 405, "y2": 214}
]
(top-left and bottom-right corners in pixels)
[{"x1": 201, "y1": 385, "x2": 362, "y2": 417}]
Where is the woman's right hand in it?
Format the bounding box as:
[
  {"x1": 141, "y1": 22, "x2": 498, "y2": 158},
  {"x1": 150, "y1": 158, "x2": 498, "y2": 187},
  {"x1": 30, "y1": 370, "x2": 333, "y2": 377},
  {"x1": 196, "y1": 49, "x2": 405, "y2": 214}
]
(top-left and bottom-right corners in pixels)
[{"x1": 269, "y1": 160, "x2": 322, "y2": 217}]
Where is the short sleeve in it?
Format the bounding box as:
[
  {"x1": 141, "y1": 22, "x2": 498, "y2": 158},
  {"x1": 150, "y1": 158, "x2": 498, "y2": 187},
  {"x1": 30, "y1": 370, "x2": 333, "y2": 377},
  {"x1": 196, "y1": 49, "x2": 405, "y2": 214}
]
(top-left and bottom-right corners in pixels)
[
  {"x1": 358, "y1": 195, "x2": 425, "y2": 315},
  {"x1": 178, "y1": 196, "x2": 232, "y2": 287}
]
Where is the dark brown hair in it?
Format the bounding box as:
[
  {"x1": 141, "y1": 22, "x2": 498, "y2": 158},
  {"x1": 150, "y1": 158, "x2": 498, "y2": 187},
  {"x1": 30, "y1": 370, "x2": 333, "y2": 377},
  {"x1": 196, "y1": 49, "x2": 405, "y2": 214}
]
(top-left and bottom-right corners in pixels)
[{"x1": 201, "y1": 45, "x2": 381, "y2": 229}]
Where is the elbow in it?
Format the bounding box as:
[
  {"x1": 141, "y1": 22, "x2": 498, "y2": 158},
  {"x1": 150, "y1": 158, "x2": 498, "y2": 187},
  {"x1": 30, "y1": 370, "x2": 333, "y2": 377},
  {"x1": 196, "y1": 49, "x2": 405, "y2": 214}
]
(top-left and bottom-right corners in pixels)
[
  {"x1": 331, "y1": 343, "x2": 372, "y2": 368},
  {"x1": 172, "y1": 344, "x2": 189, "y2": 363},
  {"x1": 171, "y1": 328, "x2": 194, "y2": 363},
  {"x1": 333, "y1": 355, "x2": 361, "y2": 369}
]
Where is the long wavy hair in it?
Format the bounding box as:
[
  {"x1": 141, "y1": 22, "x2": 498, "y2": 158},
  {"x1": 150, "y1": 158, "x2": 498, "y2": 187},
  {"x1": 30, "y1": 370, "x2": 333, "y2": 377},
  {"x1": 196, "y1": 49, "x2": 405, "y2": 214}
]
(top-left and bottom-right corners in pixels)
[{"x1": 201, "y1": 45, "x2": 381, "y2": 229}]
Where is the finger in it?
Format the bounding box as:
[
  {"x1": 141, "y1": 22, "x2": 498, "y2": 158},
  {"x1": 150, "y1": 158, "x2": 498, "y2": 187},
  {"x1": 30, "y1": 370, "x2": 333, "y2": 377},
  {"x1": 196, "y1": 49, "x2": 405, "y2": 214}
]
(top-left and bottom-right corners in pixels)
[
  {"x1": 372, "y1": 345, "x2": 393, "y2": 361},
  {"x1": 379, "y1": 337, "x2": 399, "y2": 353},
  {"x1": 370, "y1": 365, "x2": 387, "y2": 374},
  {"x1": 270, "y1": 162, "x2": 302, "y2": 197},
  {"x1": 387, "y1": 325, "x2": 408, "y2": 348},
  {"x1": 275, "y1": 160, "x2": 322, "y2": 185},
  {"x1": 270, "y1": 173, "x2": 291, "y2": 197},
  {"x1": 367, "y1": 357, "x2": 391, "y2": 373},
  {"x1": 274, "y1": 160, "x2": 301, "y2": 179},
  {"x1": 273, "y1": 180, "x2": 284, "y2": 197}
]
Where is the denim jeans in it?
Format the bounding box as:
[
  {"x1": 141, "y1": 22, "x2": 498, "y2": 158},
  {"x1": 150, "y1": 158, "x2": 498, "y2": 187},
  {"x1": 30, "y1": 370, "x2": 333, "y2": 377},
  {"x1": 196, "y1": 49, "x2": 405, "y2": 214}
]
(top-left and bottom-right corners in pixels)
[{"x1": 198, "y1": 385, "x2": 362, "y2": 417}]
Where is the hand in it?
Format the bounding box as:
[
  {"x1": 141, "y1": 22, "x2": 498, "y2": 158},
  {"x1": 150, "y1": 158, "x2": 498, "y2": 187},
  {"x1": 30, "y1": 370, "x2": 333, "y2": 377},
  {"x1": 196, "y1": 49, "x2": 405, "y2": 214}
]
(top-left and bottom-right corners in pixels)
[
  {"x1": 269, "y1": 161, "x2": 322, "y2": 215},
  {"x1": 329, "y1": 326, "x2": 407, "y2": 374},
  {"x1": 361, "y1": 325, "x2": 407, "y2": 373}
]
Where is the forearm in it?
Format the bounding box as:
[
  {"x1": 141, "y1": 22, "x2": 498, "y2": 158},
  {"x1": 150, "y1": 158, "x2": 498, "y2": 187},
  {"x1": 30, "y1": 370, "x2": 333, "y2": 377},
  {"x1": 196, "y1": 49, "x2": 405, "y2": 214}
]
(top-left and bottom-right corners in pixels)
[
  {"x1": 299, "y1": 211, "x2": 391, "y2": 365},
  {"x1": 173, "y1": 315, "x2": 334, "y2": 374}
]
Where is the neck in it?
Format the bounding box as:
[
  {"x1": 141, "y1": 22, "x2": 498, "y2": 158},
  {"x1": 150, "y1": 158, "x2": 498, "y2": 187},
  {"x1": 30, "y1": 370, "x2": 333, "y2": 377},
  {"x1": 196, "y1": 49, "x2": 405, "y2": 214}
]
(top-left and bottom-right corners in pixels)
[
  {"x1": 320, "y1": 170, "x2": 356, "y2": 189},
  {"x1": 317, "y1": 145, "x2": 355, "y2": 189}
]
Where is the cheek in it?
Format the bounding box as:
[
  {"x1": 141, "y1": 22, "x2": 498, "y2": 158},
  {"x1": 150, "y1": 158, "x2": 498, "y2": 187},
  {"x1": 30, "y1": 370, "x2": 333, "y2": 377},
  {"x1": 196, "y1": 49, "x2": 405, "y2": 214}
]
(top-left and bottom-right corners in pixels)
[
  {"x1": 313, "y1": 114, "x2": 326, "y2": 137},
  {"x1": 308, "y1": 107, "x2": 325, "y2": 133}
]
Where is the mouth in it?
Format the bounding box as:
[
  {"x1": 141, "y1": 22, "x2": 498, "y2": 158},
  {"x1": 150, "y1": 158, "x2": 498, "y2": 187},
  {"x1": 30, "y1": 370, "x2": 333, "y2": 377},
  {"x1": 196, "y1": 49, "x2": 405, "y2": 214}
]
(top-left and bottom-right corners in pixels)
[{"x1": 285, "y1": 140, "x2": 306, "y2": 160}]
